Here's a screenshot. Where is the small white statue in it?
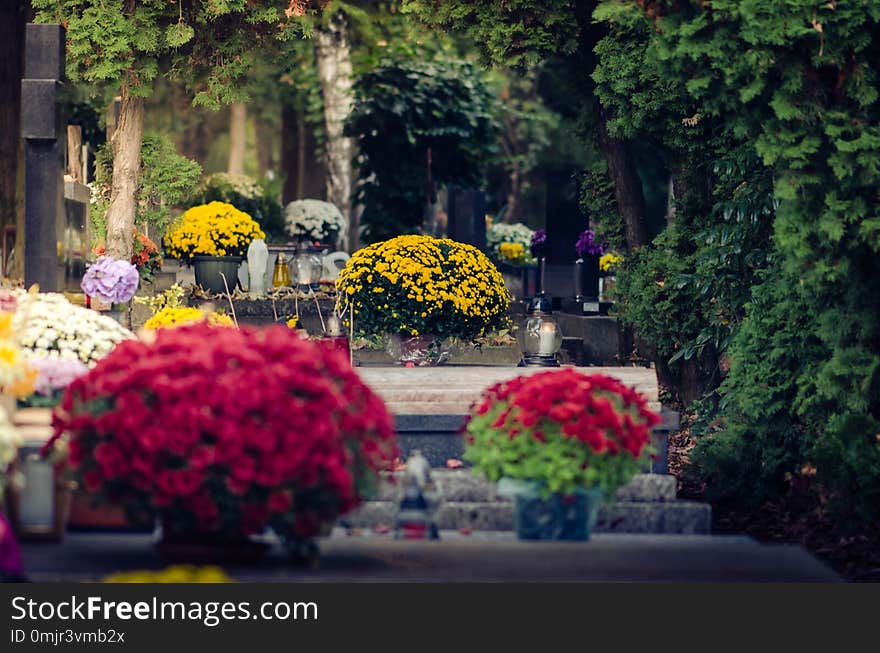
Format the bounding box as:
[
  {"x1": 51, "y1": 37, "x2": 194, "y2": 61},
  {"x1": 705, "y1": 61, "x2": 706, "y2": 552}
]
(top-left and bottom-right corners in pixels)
[{"x1": 247, "y1": 239, "x2": 269, "y2": 296}]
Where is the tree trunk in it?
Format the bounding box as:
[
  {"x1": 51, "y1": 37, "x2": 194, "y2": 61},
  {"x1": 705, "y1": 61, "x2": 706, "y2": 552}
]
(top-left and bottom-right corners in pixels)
[
  {"x1": 595, "y1": 105, "x2": 649, "y2": 250},
  {"x1": 281, "y1": 106, "x2": 299, "y2": 203},
  {"x1": 105, "y1": 83, "x2": 145, "y2": 261},
  {"x1": 66, "y1": 125, "x2": 83, "y2": 183},
  {"x1": 254, "y1": 117, "x2": 273, "y2": 177},
  {"x1": 315, "y1": 11, "x2": 356, "y2": 250},
  {"x1": 228, "y1": 102, "x2": 247, "y2": 175},
  {"x1": 0, "y1": 0, "x2": 25, "y2": 276},
  {"x1": 669, "y1": 159, "x2": 712, "y2": 228}
]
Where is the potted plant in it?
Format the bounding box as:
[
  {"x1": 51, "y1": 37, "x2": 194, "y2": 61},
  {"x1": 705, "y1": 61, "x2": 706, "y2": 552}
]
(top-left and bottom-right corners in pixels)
[
  {"x1": 599, "y1": 251, "x2": 623, "y2": 302},
  {"x1": 463, "y1": 369, "x2": 660, "y2": 540},
  {"x1": 93, "y1": 231, "x2": 163, "y2": 286},
  {"x1": 12, "y1": 291, "x2": 135, "y2": 367},
  {"x1": 284, "y1": 199, "x2": 347, "y2": 249},
  {"x1": 48, "y1": 323, "x2": 398, "y2": 561},
  {"x1": 336, "y1": 235, "x2": 510, "y2": 365},
  {"x1": 80, "y1": 255, "x2": 141, "y2": 318},
  {"x1": 485, "y1": 222, "x2": 539, "y2": 299},
  {"x1": 574, "y1": 228, "x2": 607, "y2": 304},
  {"x1": 163, "y1": 201, "x2": 265, "y2": 295}
]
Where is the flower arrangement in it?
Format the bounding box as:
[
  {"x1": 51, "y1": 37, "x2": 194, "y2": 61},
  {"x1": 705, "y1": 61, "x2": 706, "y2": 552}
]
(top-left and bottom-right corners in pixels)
[
  {"x1": 163, "y1": 202, "x2": 265, "y2": 264},
  {"x1": 599, "y1": 252, "x2": 623, "y2": 275},
  {"x1": 530, "y1": 228, "x2": 547, "y2": 259},
  {"x1": 0, "y1": 312, "x2": 37, "y2": 398},
  {"x1": 81, "y1": 256, "x2": 140, "y2": 305},
  {"x1": 463, "y1": 370, "x2": 660, "y2": 497},
  {"x1": 93, "y1": 232, "x2": 163, "y2": 284},
  {"x1": 336, "y1": 235, "x2": 510, "y2": 340},
  {"x1": 575, "y1": 228, "x2": 608, "y2": 259},
  {"x1": 144, "y1": 307, "x2": 234, "y2": 330},
  {"x1": 12, "y1": 292, "x2": 134, "y2": 366},
  {"x1": 50, "y1": 323, "x2": 398, "y2": 543},
  {"x1": 132, "y1": 233, "x2": 163, "y2": 283},
  {"x1": 30, "y1": 358, "x2": 89, "y2": 399},
  {"x1": 485, "y1": 223, "x2": 537, "y2": 265},
  {"x1": 284, "y1": 199, "x2": 347, "y2": 245}
]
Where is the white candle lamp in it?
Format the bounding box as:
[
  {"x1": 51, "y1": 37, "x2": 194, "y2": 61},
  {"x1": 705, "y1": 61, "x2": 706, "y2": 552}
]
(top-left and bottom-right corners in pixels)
[
  {"x1": 5, "y1": 411, "x2": 71, "y2": 541},
  {"x1": 517, "y1": 295, "x2": 563, "y2": 367}
]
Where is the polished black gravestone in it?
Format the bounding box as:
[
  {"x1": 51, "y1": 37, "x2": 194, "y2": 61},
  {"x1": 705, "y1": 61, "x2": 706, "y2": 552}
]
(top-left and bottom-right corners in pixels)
[{"x1": 21, "y1": 23, "x2": 66, "y2": 292}]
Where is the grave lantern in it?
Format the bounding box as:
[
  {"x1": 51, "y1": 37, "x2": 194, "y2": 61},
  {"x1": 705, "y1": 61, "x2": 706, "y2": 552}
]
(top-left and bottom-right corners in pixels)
[
  {"x1": 517, "y1": 295, "x2": 563, "y2": 367},
  {"x1": 296, "y1": 243, "x2": 323, "y2": 291},
  {"x1": 5, "y1": 410, "x2": 71, "y2": 541}
]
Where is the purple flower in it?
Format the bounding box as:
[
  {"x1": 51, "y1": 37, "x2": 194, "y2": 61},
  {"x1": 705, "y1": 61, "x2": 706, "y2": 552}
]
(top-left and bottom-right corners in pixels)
[
  {"x1": 575, "y1": 229, "x2": 607, "y2": 258},
  {"x1": 30, "y1": 357, "x2": 89, "y2": 396},
  {"x1": 530, "y1": 229, "x2": 547, "y2": 257},
  {"x1": 81, "y1": 256, "x2": 140, "y2": 304}
]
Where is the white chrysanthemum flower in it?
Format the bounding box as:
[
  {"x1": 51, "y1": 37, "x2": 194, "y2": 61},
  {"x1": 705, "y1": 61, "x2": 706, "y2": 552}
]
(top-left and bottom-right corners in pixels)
[
  {"x1": 284, "y1": 199, "x2": 347, "y2": 243},
  {"x1": 486, "y1": 223, "x2": 537, "y2": 264},
  {"x1": 12, "y1": 291, "x2": 134, "y2": 366}
]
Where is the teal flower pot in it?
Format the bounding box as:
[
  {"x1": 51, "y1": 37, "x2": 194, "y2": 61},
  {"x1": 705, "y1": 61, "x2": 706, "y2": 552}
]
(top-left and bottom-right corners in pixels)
[
  {"x1": 500, "y1": 479, "x2": 603, "y2": 541},
  {"x1": 193, "y1": 256, "x2": 242, "y2": 295}
]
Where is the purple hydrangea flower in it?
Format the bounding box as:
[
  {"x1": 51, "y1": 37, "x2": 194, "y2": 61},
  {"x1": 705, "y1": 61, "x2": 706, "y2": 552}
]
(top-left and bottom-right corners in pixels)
[
  {"x1": 530, "y1": 229, "x2": 548, "y2": 257},
  {"x1": 30, "y1": 358, "x2": 90, "y2": 396},
  {"x1": 575, "y1": 229, "x2": 607, "y2": 258},
  {"x1": 81, "y1": 256, "x2": 140, "y2": 304}
]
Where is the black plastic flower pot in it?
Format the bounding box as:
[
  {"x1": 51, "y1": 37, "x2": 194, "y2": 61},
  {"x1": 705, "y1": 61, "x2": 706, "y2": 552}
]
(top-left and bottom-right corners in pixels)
[{"x1": 193, "y1": 256, "x2": 242, "y2": 295}]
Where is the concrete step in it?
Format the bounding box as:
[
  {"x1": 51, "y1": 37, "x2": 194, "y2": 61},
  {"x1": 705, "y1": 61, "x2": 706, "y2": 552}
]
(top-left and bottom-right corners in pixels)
[
  {"x1": 343, "y1": 500, "x2": 711, "y2": 535},
  {"x1": 376, "y1": 471, "x2": 677, "y2": 503}
]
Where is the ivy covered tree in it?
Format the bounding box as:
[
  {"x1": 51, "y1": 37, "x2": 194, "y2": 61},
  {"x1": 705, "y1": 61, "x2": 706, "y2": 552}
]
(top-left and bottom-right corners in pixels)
[
  {"x1": 344, "y1": 58, "x2": 498, "y2": 241},
  {"x1": 602, "y1": 0, "x2": 880, "y2": 526},
  {"x1": 32, "y1": 1, "x2": 305, "y2": 261}
]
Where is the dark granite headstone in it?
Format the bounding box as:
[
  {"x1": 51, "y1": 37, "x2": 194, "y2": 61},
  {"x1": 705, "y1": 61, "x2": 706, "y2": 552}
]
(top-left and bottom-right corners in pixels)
[
  {"x1": 21, "y1": 23, "x2": 66, "y2": 292},
  {"x1": 62, "y1": 181, "x2": 89, "y2": 292},
  {"x1": 446, "y1": 186, "x2": 486, "y2": 249},
  {"x1": 543, "y1": 168, "x2": 589, "y2": 300}
]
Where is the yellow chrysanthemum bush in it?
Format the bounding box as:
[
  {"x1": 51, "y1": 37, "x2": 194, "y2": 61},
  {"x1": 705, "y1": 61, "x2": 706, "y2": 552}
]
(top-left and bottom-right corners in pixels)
[
  {"x1": 163, "y1": 201, "x2": 265, "y2": 263},
  {"x1": 337, "y1": 235, "x2": 510, "y2": 340},
  {"x1": 143, "y1": 307, "x2": 234, "y2": 330}
]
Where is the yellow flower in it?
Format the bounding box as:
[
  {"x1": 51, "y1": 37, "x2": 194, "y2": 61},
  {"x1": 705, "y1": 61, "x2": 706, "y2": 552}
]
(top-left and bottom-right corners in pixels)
[
  {"x1": 499, "y1": 242, "x2": 526, "y2": 264},
  {"x1": 336, "y1": 234, "x2": 509, "y2": 340},
  {"x1": 144, "y1": 307, "x2": 234, "y2": 330},
  {"x1": 104, "y1": 565, "x2": 233, "y2": 584},
  {"x1": 600, "y1": 252, "x2": 623, "y2": 273},
  {"x1": 163, "y1": 202, "x2": 265, "y2": 263}
]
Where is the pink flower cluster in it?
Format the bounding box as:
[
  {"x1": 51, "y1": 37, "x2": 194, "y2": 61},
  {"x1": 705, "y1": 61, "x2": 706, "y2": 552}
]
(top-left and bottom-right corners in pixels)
[{"x1": 30, "y1": 358, "x2": 89, "y2": 397}]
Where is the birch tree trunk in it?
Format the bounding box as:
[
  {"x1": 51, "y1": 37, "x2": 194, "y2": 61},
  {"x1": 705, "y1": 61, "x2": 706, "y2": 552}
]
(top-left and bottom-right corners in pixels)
[
  {"x1": 228, "y1": 102, "x2": 247, "y2": 175},
  {"x1": 315, "y1": 11, "x2": 356, "y2": 250},
  {"x1": 105, "y1": 82, "x2": 145, "y2": 261}
]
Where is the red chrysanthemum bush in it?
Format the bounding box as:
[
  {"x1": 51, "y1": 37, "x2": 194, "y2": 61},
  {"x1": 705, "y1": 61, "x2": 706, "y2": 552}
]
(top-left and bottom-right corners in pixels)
[
  {"x1": 463, "y1": 370, "x2": 661, "y2": 497},
  {"x1": 49, "y1": 323, "x2": 398, "y2": 542}
]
